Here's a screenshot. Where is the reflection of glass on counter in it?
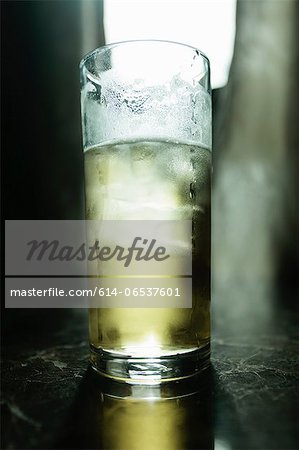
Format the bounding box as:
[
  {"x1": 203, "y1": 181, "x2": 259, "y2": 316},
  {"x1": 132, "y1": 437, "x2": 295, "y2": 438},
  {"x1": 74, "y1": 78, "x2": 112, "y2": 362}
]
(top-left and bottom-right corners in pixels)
[{"x1": 77, "y1": 370, "x2": 213, "y2": 450}]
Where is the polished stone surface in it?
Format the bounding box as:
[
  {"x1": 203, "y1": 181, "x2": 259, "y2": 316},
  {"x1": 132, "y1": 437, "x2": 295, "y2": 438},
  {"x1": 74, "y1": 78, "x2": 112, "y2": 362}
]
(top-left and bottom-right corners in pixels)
[{"x1": 2, "y1": 281, "x2": 299, "y2": 449}]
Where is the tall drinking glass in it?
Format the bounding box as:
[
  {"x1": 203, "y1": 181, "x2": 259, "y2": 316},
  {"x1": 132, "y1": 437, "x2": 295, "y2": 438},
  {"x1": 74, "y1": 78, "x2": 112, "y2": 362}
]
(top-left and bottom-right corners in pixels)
[{"x1": 80, "y1": 40, "x2": 211, "y2": 383}]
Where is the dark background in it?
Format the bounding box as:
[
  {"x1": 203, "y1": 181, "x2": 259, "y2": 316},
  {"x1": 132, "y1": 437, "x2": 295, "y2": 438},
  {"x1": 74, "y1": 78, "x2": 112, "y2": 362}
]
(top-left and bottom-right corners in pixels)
[
  {"x1": 2, "y1": 0, "x2": 92, "y2": 220},
  {"x1": 2, "y1": 1, "x2": 299, "y2": 449}
]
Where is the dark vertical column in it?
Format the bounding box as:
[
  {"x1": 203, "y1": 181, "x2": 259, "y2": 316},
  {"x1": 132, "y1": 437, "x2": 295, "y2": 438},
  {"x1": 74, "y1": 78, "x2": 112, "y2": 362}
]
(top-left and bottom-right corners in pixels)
[
  {"x1": 1, "y1": 0, "x2": 105, "y2": 219},
  {"x1": 213, "y1": 0, "x2": 299, "y2": 298}
]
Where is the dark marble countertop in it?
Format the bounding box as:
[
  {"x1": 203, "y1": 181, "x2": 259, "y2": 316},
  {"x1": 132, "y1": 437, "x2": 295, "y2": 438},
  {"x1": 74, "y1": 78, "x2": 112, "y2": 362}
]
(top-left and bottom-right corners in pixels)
[{"x1": 2, "y1": 279, "x2": 299, "y2": 450}]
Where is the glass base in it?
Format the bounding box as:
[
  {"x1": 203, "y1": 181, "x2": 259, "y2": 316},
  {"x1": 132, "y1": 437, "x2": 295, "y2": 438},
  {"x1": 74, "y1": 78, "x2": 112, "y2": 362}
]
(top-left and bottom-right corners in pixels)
[{"x1": 90, "y1": 343, "x2": 210, "y2": 384}]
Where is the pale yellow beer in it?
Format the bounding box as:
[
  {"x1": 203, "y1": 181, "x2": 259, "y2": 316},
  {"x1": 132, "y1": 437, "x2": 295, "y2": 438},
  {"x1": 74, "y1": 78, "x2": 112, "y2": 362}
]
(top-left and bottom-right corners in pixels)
[{"x1": 84, "y1": 139, "x2": 211, "y2": 357}]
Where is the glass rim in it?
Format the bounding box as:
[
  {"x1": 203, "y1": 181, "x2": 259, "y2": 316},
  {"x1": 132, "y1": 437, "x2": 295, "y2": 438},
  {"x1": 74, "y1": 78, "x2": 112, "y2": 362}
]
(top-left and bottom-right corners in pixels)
[{"x1": 79, "y1": 39, "x2": 210, "y2": 69}]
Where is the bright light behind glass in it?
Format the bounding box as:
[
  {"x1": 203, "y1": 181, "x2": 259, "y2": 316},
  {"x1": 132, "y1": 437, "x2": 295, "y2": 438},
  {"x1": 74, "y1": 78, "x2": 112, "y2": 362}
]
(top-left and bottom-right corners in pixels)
[{"x1": 104, "y1": 0, "x2": 236, "y2": 89}]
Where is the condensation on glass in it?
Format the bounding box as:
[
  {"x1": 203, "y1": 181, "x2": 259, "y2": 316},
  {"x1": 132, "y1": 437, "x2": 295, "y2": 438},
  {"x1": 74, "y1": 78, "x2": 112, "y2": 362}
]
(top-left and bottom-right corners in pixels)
[{"x1": 80, "y1": 40, "x2": 211, "y2": 383}]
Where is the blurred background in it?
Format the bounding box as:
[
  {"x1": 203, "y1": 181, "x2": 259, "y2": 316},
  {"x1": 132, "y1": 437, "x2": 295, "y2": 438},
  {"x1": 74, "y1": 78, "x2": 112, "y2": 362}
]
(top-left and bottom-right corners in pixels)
[
  {"x1": 2, "y1": 1, "x2": 299, "y2": 449},
  {"x1": 2, "y1": 0, "x2": 298, "y2": 297}
]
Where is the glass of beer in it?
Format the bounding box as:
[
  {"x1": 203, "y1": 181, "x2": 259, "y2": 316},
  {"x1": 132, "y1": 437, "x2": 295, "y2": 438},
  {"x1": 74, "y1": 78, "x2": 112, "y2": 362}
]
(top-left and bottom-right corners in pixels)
[{"x1": 80, "y1": 40, "x2": 211, "y2": 383}]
